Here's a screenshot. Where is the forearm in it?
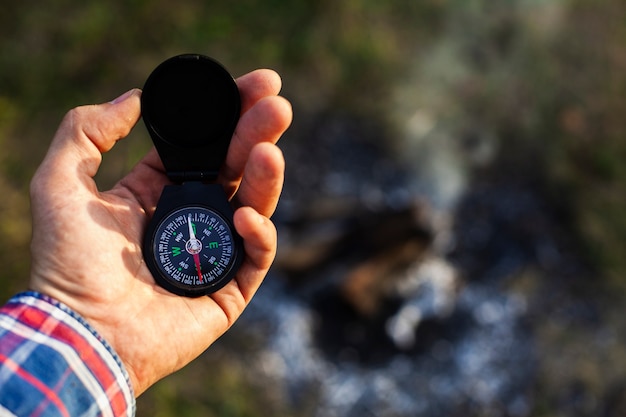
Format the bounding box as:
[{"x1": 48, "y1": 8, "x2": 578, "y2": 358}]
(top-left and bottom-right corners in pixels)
[{"x1": 0, "y1": 292, "x2": 135, "y2": 417}]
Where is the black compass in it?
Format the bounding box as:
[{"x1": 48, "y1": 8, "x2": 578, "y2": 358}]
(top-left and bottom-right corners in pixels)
[{"x1": 141, "y1": 54, "x2": 244, "y2": 297}]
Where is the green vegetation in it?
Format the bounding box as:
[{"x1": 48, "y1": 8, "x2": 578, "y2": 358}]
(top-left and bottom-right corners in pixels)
[{"x1": 0, "y1": 0, "x2": 445, "y2": 298}]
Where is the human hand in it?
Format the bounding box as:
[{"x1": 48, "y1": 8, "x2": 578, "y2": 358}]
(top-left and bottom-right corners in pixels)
[{"x1": 28, "y1": 69, "x2": 292, "y2": 396}]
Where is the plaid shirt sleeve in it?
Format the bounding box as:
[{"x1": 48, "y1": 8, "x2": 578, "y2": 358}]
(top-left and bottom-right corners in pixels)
[{"x1": 0, "y1": 292, "x2": 135, "y2": 417}]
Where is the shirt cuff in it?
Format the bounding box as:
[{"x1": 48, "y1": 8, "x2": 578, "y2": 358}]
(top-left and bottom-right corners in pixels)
[{"x1": 0, "y1": 291, "x2": 135, "y2": 417}]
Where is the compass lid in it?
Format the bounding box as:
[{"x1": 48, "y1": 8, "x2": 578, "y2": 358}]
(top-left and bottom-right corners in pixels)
[{"x1": 141, "y1": 54, "x2": 241, "y2": 182}]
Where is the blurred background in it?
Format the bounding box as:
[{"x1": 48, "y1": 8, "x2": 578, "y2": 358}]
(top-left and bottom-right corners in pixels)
[{"x1": 1, "y1": 0, "x2": 626, "y2": 415}]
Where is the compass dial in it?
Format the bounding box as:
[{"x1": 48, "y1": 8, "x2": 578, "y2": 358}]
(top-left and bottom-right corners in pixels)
[{"x1": 149, "y1": 206, "x2": 240, "y2": 295}]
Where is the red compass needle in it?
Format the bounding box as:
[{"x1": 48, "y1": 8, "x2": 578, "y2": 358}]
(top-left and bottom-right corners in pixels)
[{"x1": 193, "y1": 253, "x2": 203, "y2": 283}]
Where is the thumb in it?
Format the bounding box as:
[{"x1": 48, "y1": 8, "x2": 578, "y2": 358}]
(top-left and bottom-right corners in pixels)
[{"x1": 32, "y1": 89, "x2": 142, "y2": 198}]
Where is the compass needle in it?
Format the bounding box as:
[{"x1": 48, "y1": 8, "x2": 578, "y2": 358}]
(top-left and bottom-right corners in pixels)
[
  {"x1": 193, "y1": 254, "x2": 203, "y2": 283},
  {"x1": 187, "y1": 215, "x2": 195, "y2": 240}
]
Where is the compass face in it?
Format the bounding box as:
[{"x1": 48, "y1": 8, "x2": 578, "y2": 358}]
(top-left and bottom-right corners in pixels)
[{"x1": 150, "y1": 206, "x2": 240, "y2": 295}]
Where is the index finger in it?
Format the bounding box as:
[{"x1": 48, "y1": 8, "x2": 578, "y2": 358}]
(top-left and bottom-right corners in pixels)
[
  {"x1": 220, "y1": 95, "x2": 292, "y2": 195},
  {"x1": 236, "y1": 69, "x2": 283, "y2": 113}
]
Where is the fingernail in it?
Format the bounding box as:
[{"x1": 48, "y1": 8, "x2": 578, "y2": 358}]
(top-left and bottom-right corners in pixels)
[{"x1": 110, "y1": 89, "x2": 138, "y2": 104}]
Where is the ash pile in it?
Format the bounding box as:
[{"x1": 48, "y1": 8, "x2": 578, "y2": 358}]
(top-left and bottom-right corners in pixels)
[{"x1": 229, "y1": 115, "x2": 583, "y2": 417}]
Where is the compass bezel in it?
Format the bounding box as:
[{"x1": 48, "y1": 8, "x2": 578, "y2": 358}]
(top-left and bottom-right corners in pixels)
[
  {"x1": 142, "y1": 182, "x2": 245, "y2": 297},
  {"x1": 148, "y1": 205, "x2": 241, "y2": 297}
]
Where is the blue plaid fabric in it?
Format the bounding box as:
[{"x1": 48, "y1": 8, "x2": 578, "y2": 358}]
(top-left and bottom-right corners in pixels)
[{"x1": 0, "y1": 292, "x2": 134, "y2": 416}]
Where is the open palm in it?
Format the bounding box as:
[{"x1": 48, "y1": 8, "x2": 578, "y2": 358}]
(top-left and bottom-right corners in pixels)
[{"x1": 28, "y1": 69, "x2": 292, "y2": 396}]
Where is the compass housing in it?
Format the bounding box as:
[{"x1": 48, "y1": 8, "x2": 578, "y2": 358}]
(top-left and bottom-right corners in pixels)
[
  {"x1": 141, "y1": 54, "x2": 241, "y2": 182},
  {"x1": 143, "y1": 182, "x2": 244, "y2": 297},
  {"x1": 141, "y1": 54, "x2": 244, "y2": 296}
]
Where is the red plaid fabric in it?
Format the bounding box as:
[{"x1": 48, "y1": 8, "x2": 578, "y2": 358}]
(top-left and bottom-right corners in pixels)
[{"x1": 0, "y1": 292, "x2": 134, "y2": 416}]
